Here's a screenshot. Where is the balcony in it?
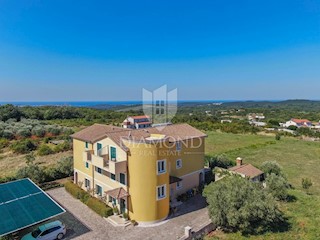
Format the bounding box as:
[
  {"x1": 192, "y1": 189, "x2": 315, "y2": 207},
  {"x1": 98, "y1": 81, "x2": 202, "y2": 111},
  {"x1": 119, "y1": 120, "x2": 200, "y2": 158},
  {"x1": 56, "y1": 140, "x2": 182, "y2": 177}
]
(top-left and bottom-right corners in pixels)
[
  {"x1": 109, "y1": 160, "x2": 127, "y2": 174},
  {"x1": 83, "y1": 150, "x2": 93, "y2": 162},
  {"x1": 92, "y1": 154, "x2": 109, "y2": 170}
]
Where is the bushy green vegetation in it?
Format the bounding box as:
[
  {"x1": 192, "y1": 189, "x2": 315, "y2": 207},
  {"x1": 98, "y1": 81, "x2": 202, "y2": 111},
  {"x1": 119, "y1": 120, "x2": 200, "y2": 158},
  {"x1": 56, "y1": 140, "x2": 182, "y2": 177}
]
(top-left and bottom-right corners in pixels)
[
  {"x1": 204, "y1": 175, "x2": 284, "y2": 234},
  {"x1": 65, "y1": 181, "x2": 113, "y2": 217},
  {"x1": 10, "y1": 139, "x2": 37, "y2": 154},
  {"x1": 14, "y1": 156, "x2": 73, "y2": 184},
  {"x1": 0, "y1": 118, "x2": 73, "y2": 140}
]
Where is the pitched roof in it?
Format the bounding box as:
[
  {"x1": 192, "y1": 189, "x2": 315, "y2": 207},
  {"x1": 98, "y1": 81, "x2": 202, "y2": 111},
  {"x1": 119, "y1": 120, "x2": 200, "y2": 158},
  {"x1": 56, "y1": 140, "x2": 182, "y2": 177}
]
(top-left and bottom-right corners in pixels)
[
  {"x1": 291, "y1": 118, "x2": 311, "y2": 124},
  {"x1": 229, "y1": 164, "x2": 263, "y2": 178},
  {"x1": 70, "y1": 124, "x2": 128, "y2": 143},
  {"x1": 130, "y1": 115, "x2": 150, "y2": 119},
  {"x1": 105, "y1": 187, "x2": 129, "y2": 199},
  {"x1": 71, "y1": 123, "x2": 207, "y2": 151}
]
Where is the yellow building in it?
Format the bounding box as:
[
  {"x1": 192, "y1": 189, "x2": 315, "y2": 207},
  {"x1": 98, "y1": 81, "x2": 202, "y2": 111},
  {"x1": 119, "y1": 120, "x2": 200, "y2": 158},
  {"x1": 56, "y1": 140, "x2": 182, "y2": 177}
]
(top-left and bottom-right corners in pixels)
[{"x1": 71, "y1": 123, "x2": 207, "y2": 225}]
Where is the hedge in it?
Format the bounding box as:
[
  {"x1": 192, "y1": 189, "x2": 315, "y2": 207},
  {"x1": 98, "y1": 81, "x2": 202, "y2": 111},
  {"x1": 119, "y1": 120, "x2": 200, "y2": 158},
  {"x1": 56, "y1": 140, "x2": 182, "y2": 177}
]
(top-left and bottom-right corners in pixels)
[{"x1": 64, "y1": 181, "x2": 112, "y2": 217}]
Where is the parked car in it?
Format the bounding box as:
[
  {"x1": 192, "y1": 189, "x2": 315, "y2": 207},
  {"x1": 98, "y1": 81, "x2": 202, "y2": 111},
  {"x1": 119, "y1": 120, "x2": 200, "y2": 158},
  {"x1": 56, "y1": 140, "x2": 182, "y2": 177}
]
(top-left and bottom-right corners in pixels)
[{"x1": 21, "y1": 220, "x2": 66, "y2": 240}]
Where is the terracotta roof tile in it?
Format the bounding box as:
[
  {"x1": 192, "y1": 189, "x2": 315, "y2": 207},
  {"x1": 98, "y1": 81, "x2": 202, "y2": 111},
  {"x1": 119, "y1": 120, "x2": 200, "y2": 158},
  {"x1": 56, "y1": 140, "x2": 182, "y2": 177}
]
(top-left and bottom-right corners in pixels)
[
  {"x1": 105, "y1": 187, "x2": 129, "y2": 199},
  {"x1": 229, "y1": 164, "x2": 264, "y2": 178}
]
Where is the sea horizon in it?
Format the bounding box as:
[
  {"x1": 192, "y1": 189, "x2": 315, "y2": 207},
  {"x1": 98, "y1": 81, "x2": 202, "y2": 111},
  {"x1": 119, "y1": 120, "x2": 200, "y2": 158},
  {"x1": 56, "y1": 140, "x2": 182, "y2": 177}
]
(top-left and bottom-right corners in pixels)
[{"x1": 0, "y1": 99, "x2": 296, "y2": 107}]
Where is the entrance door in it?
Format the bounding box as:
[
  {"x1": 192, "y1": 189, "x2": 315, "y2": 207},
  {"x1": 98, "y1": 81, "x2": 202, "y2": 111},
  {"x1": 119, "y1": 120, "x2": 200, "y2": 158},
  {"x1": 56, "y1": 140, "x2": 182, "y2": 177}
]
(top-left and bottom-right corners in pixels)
[{"x1": 120, "y1": 198, "x2": 126, "y2": 213}]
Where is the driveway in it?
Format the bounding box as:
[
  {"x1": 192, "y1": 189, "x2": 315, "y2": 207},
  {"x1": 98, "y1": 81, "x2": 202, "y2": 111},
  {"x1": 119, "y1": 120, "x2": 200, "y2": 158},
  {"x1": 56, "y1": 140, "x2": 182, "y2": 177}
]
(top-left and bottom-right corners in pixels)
[{"x1": 47, "y1": 187, "x2": 210, "y2": 240}]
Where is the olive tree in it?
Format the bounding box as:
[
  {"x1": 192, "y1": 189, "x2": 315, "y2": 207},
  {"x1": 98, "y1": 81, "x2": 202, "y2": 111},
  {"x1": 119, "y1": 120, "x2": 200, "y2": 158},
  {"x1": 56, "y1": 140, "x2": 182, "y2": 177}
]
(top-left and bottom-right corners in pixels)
[{"x1": 203, "y1": 175, "x2": 283, "y2": 233}]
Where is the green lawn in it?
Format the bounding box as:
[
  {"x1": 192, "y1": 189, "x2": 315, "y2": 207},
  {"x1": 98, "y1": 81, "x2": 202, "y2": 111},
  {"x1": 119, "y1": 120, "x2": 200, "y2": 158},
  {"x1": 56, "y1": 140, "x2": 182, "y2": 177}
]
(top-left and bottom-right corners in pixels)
[{"x1": 205, "y1": 131, "x2": 320, "y2": 240}]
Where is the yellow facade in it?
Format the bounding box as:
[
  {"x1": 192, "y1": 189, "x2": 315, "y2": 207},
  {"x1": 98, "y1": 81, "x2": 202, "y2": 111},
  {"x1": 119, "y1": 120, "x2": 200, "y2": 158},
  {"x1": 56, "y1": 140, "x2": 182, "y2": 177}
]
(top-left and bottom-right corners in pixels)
[{"x1": 72, "y1": 126, "x2": 206, "y2": 224}]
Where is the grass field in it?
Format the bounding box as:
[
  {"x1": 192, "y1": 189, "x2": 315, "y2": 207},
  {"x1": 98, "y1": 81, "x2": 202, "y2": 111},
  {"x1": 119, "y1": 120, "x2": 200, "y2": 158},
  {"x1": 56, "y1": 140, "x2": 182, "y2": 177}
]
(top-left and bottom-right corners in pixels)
[
  {"x1": 205, "y1": 131, "x2": 320, "y2": 239},
  {"x1": 0, "y1": 149, "x2": 73, "y2": 178}
]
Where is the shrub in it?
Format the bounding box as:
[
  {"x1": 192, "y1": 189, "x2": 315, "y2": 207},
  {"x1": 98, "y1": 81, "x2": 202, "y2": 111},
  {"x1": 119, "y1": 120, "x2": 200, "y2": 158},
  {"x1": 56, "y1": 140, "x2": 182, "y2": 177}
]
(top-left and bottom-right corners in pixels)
[
  {"x1": 17, "y1": 128, "x2": 32, "y2": 138},
  {"x1": 302, "y1": 178, "x2": 312, "y2": 192},
  {"x1": 37, "y1": 144, "x2": 54, "y2": 156},
  {"x1": 2, "y1": 130, "x2": 14, "y2": 140},
  {"x1": 0, "y1": 139, "x2": 9, "y2": 149},
  {"x1": 65, "y1": 181, "x2": 112, "y2": 217},
  {"x1": 32, "y1": 126, "x2": 46, "y2": 137},
  {"x1": 275, "y1": 133, "x2": 281, "y2": 141},
  {"x1": 87, "y1": 197, "x2": 113, "y2": 217},
  {"x1": 10, "y1": 140, "x2": 37, "y2": 154}
]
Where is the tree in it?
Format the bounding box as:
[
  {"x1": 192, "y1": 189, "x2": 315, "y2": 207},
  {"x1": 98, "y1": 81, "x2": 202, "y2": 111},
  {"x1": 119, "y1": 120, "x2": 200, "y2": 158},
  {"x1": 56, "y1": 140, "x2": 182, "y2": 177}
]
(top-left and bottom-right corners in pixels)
[
  {"x1": 261, "y1": 161, "x2": 285, "y2": 178},
  {"x1": 203, "y1": 176, "x2": 283, "y2": 233},
  {"x1": 16, "y1": 164, "x2": 47, "y2": 183},
  {"x1": 0, "y1": 104, "x2": 22, "y2": 121},
  {"x1": 265, "y1": 173, "x2": 289, "y2": 201},
  {"x1": 302, "y1": 178, "x2": 312, "y2": 193},
  {"x1": 275, "y1": 133, "x2": 281, "y2": 141},
  {"x1": 206, "y1": 154, "x2": 234, "y2": 169}
]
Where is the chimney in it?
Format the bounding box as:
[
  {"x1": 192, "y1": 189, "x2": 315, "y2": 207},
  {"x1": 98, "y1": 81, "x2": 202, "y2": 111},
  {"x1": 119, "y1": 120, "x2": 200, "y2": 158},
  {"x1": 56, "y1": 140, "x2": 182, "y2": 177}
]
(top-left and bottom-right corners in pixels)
[{"x1": 236, "y1": 157, "x2": 243, "y2": 166}]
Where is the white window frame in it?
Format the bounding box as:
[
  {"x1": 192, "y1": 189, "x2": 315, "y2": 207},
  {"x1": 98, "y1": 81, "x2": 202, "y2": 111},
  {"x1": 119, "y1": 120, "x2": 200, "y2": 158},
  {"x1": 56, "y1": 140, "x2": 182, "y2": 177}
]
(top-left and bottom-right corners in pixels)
[
  {"x1": 176, "y1": 159, "x2": 182, "y2": 169},
  {"x1": 156, "y1": 184, "x2": 166, "y2": 200},
  {"x1": 157, "y1": 159, "x2": 166, "y2": 175},
  {"x1": 176, "y1": 181, "x2": 182, "y2": 190}
]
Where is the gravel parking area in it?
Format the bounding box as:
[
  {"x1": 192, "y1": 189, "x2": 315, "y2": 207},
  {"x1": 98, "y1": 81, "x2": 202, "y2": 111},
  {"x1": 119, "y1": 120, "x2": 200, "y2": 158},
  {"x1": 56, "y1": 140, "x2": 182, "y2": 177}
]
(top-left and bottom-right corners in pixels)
[{"x1": 46, "y1": 187, "x2": 210, "y2": 240}]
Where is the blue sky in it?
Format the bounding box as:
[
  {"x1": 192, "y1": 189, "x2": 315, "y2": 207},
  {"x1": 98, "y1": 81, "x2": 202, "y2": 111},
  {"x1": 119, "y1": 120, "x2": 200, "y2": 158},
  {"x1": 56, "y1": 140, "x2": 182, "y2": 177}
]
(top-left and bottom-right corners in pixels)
[{"x1": 0, "y1": 0, "x2": 320, "y2": 101}]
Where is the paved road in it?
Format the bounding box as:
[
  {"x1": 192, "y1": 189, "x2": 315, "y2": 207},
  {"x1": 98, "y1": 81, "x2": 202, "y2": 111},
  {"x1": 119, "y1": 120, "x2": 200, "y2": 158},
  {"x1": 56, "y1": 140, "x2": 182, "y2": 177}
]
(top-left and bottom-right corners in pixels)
[{"x1": 47, "y1": 188, "x2": 210, "y2": 240}]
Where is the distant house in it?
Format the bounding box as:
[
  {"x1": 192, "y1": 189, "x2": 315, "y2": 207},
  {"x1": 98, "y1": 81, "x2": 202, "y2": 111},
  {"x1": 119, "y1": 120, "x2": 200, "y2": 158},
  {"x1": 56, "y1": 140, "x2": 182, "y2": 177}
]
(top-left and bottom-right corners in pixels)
[
  {"x1": 284, "y1": 118, "x2": 312, "y2": 128},
  {"x1": 122, "y1": 115, "x2": 152, "y2": 129},
  {"x1": 249, "y1": 121, "x2": 267, "y2": 127},
  {"x1": 215, "y1": 157, "x2": 264, "y2": 182},
  {"x1": 247, "y1": 113, "x2": 265, "y2": 121}
]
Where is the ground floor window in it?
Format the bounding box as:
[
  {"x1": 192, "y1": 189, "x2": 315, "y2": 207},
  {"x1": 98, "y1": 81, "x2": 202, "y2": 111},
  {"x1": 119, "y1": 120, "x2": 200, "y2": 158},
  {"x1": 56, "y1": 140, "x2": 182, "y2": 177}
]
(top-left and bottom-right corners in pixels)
[
  {"x1": 157, "y1": 184, "x2": 166, "y2": 200},
  {"x1": 96, "y1": 184, "x2": 103, "y2": 196},
  {"x1": 109, "y1": 196, "x2": 117, "y2": 205},
  {"x1": 85, "y1": 178, "x2": 90, "y2": 189}
]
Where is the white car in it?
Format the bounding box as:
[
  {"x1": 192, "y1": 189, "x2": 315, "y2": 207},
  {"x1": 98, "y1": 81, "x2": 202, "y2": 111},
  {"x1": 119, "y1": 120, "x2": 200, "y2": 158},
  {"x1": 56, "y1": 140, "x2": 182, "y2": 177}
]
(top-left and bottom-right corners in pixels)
[{"x1": 21, "y1": 220, "x2": 66, "y2": 240}]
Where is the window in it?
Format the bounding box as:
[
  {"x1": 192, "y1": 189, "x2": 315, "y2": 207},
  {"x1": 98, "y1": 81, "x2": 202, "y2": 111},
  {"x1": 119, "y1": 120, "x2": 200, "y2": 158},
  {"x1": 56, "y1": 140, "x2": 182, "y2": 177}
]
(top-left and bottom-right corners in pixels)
[
  {"x1": 176, "y1": 181, "x2": 182, "y2": 190},
  {"x1": 161, "y1": 100, "x2": 165, "y2": 106},
  {"x1": 96, "y1": 184, "x2": 103, "y2": 196},
  {"x1": 85, "y1": 162, "x2": 89, "y2": 168},
  {"x1": 157, "y1": 160, "x2": 166, "y2": 174},
  {"x1": 176, "y1": 159, "x2": 182, "y2": 169},
  {"x1": 120, "y1": 173, "x2": 126, "y2": 185},
  {"x1": 157, "y1": 184, "x2": 166, "y2": 200},
  {"x1": 97, "y1": 143, "x2": 102, "y2": 155},
  {"x1": 109, "y1": 196, "x2": 117, "y2": 205},
  {"x1": 95, "y1": 167, "x2": 102, "y2": 174},
  {"x1": 111, "y1": 173, "x2": 116, "y2": 181},
  {"x1": 176, "y1": 141, "x2": 181, "y2": 151},
  {"x1": 85, "y1": 142, "x2": 89, "y2": 149},
  {"x1": 85, "y1": 178, "x2": 90, "y2": 189},
  {"x1": 110, "y1": 146, "x2": 117, "y2": 161}
]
